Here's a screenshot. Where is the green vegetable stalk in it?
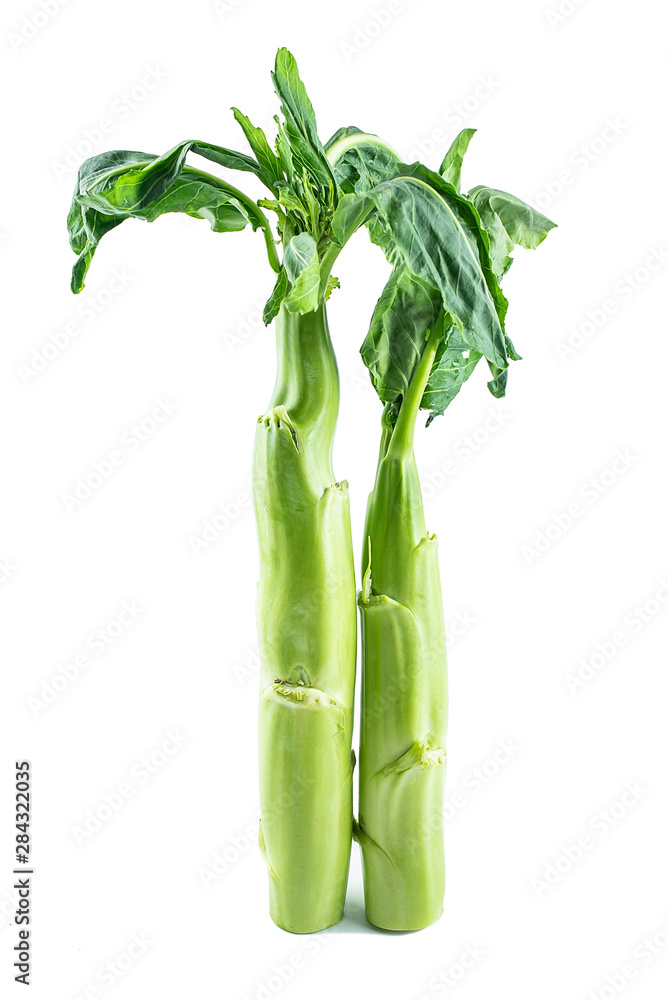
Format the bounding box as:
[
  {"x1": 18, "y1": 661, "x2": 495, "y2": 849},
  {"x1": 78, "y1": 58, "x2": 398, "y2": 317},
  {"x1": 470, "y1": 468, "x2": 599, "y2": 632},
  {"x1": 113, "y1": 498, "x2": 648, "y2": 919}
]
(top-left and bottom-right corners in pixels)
[
  {"x1": 350, "y1": 131, "x2": 556, "y2": 929},
  {"x1": 63, "y1": 49, "x2": 405, "y2": 935},
  {"x1": 64, "y1": 45, "x2": 555, "y2": 934},
  {"x1": 358, "y1": 334, "x2": 448, "y2": 931},
  {"x1": 255, "y1": 302, "x2": 356, "y2": 932}
]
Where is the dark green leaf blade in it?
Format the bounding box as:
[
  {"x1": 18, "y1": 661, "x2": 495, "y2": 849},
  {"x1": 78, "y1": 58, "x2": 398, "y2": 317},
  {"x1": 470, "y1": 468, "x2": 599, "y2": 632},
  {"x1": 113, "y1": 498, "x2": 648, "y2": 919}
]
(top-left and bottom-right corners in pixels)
[
  {"x1": 438, "y1": 128, "x2": 476, "y2": 191},
  {"x1": 327, "y1": 130, "x2": 401, "y2": 198},
  {"x1": 271, "y1": 48, "x2": 337, "y2": 199},
  {"x1": 188, "y1": 139, "x2": 268, "y2": 185},
  {"x1": 329, "y1": 148, "x2": 509, "y2": 362},
  {"x1": 80, "y1": 142, "x2": 188, "y2": 214},
  {"x1": 68, "y1": 150, "x2": 255, "y2": 292},
  {"x1": 362, "y1": 265, "x2": 487, "y2": 423},
  {"x1": 361, "y1": 166, "x2": 508, "y2": 369},
  {"x1": 263, "y1": 267, "x2": 289, "y2": 324},
  {"x1": 231, "y1": 108, "x2": 284, "y2": 189},
  {"x1": 469, "y1": 185, "x2": 557, "y2": 277},
  {"x1": 138, "y1": 166, "x2": 251, "y2": 231},
  {"x1": 67, "y1": 150, "x2": 151, "y2": 292},
  {"x1": 486, "y1": 364, "x2": 508, "y2": 398},
  {"x1": 331, "y1": 192, "x2": 373, "y2": 245},
  {"x1": 272, "y1": 48, "x2": 322, "y2": 153},
  {"x1": 424, "y1": 333, "x2": 484, "y2": 422},
  {"x1": 361, "y1": 265, "x2": 441, "y2": 402},
  {"x1": 68, "y1": 205, "x2": 125, "y2": 294}
]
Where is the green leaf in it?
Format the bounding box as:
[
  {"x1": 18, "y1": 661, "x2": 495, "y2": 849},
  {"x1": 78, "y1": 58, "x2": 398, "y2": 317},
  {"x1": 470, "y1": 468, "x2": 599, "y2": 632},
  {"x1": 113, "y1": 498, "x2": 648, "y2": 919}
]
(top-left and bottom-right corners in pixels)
[
  {"x1": 68, "y1": 148, "x2": 259, "y2": 292},
  {"x1": 340, "y1": 138, "x2": 555, "y2": 419},
  {"x1": 81, "y1": 139, "x2": 268, "y2": 208},
  {"x1": 331, "y1": 192, "x2": 373, "y2": 245},
  {"x1": 327, "y1": 129, "x2": 401, "y2": 197},
  {"x1": 232, "y1": 107, "x2": 284, "y2": 189},
  {"x1": 324, "y1": 274, "x2": 340, "y2": 300},
  {"x1": 324, "y1": 125, "x2": 364, "y2": 151},
  {"x1": 330, "y1": 146, "x2": 509, "y2": 360},
  {"x1": 272, "y1": 48, "x2": 323, "y2": 156},
  {"x1": 486, "y1": 364, "x2": 508, "y2": 398},
  {"x1": 274, "y1": 115, "x2": 294, "y2": 183},
  {"x1": 135, "y1": 168, "x2": 251, "y2": 230},
  {"x1": 438, "y1": 128, "x2": 476, "y2": 192},
  {"x1": 347, "y1": 160, "x2": 517, "y2": 418},
  {"x1": 327, "y1": 132, "x2": 407, "y2": 269},
  {"x1": 81, "y1": 142, "x2": 190, "y2": 214},
  {"x1": 361, "y1": 265, "x2": 442, "y2": 402},
  {"x1": 67, "y1": 151, "x2": 147, "y2": 291},
  {"x1": 271, "y1": 48, "x2": 336, "y2": 202},
  {"x1": 468, "y1": 186, "x2": 556, "y2": 397},
  {"x1": 282, "y1": 232, "x2": 321, "y2": 314},
  {"x1": 328, "y1": 141, "x2": 524, "y2": 415},
  {"x1": 424, "y1": 334, "x2": 483, "y2": 423},
  {"x1": 187, "y1": 139, "x2": 267, "y2": 184},
  {"x1": 276, "y1": 182, "x2": 306, "y2": 215},
  {"x1": 469, "y1": 185, "x2": 557, "y2": 278},
  {"x1": 362, "y1": 265, "x2": 488, "y2": 423},
  {"x1": 263, "y1": 267, "x2": 289, "y2": 324},
  {"x1": 68, "y1": 206, "x2": 125, "y2": 295},
  {"x1": 357, "y1": 165, "x2": 508, "y2": 369}
]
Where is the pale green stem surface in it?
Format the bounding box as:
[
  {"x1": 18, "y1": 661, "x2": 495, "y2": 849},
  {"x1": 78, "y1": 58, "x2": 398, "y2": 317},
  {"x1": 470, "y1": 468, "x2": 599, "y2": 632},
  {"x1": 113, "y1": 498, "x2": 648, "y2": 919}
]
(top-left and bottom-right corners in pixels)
[
  {"x1": 358, "y1": 334, "x2": 449, "y2": 931},
  {"x1": 254, "y1": 302, "x2": 357, "y2": 933}
]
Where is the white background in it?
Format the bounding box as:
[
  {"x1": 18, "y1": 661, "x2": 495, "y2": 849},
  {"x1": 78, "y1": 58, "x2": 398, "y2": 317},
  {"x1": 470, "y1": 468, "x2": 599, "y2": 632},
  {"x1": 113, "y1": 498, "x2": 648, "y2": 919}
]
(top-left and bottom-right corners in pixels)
[{"x1": 2, "y1": 0, "x2": 667, "y2": 997}]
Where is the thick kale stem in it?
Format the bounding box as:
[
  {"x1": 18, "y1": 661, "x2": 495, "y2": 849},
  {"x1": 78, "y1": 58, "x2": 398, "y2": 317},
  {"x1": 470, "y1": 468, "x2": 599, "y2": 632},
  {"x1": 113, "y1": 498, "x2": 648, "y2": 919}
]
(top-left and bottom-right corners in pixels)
[{"x1": 254, "y1": 303, "x2": 356, "y2": 932}]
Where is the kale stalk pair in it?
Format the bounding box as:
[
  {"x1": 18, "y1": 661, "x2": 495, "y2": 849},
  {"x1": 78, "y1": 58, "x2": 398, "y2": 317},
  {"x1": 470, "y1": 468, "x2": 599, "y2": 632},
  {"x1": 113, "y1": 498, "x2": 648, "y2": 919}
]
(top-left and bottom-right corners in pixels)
[{"x1": 67, "y1": 49, "x2": 555, "y2": 933}]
